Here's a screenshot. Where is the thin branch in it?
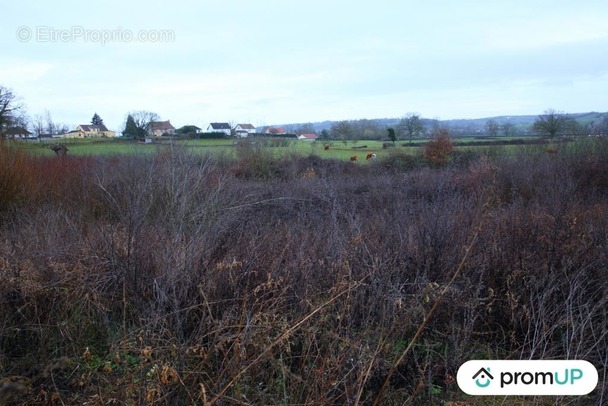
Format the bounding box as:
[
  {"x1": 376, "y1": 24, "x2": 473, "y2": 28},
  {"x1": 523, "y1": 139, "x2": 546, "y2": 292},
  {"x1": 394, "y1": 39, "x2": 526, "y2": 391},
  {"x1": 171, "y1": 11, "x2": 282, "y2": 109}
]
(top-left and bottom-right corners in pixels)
[{"x1": 222, "y1": 197, "x2": 313, "y2": 211}]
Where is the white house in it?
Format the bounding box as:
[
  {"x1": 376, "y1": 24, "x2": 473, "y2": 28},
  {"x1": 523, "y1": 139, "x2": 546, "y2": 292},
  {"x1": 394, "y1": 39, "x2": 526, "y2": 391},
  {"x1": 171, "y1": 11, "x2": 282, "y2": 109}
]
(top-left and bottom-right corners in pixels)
[
  {"x1": 207, "y1": 122, "x2": 232, "y2": 136},
  {"x1": 298, "y1": 133, "x2": 318, "y2": 141},
  {"x1": 234, "y1": 123, "x2": 256, "y2": 138}
]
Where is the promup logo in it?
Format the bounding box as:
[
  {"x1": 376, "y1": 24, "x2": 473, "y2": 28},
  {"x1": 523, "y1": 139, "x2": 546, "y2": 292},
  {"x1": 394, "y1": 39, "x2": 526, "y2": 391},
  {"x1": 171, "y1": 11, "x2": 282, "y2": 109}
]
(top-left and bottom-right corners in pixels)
[
  {"x1": 457, "y1": 360, "x2": 598, "y2": 396},
  {"x1": 472, "y1": 367, "x2": 494, "y2": 388}
]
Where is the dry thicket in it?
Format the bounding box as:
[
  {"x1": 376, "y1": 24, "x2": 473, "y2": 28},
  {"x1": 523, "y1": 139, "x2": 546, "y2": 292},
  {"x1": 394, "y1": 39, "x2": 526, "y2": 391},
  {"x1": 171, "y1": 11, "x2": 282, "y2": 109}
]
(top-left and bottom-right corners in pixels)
[{"x1": 0, "y1": 139, "x2": 607, "y2": 404}]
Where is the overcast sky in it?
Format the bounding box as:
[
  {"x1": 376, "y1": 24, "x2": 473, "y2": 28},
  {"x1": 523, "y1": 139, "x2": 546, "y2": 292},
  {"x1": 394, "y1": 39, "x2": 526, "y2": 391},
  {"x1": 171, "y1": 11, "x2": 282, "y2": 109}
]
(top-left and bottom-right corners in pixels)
[{"x1": 2, "y1": 0, "x2": 607, "y2": 132}]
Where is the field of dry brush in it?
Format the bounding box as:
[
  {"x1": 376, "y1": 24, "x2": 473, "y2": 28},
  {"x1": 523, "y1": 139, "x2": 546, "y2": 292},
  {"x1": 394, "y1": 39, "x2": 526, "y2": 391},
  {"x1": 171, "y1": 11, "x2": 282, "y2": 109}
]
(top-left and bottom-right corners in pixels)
[{"x1": 1, "y1": 139, "x2": 607, "y2": 404}]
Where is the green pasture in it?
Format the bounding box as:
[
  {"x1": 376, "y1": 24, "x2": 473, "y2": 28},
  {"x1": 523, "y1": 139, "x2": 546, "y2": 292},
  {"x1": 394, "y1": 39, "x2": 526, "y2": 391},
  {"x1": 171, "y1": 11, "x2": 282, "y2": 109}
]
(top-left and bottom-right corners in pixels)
[
  {"x1": 10, "y1": 138, "x2": 399, "y2": 162},
  {"x1": 8, "y1": 138, "x2": 149, "y2": 157},
  {"x1": 7, "y1": 135, "x2": 603, "y2": 162}
]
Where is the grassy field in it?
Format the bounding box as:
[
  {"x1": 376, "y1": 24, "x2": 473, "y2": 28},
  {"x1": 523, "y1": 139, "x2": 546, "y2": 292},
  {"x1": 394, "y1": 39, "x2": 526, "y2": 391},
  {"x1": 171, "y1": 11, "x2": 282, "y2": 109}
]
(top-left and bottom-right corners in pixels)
[
  {"x1": 13, "y1": 138, "x2": 160, "y2": 157},
  {"x1": 12, "y1": 137, "x2": 406, "y2": 161},
  {"x1": 9, "y1": 135, "x2": 574, "y2": 162}
]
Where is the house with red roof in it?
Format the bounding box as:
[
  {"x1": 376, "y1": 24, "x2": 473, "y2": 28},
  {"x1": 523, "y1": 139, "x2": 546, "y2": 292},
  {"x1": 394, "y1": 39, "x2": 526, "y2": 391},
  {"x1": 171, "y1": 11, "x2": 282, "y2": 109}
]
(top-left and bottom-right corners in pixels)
[
  {"x1": 265, "y1": 127, "x2": 286, "y2": 135},
  {"x1": 298, "y1": 133, "x2": 318, "y2": 141}
]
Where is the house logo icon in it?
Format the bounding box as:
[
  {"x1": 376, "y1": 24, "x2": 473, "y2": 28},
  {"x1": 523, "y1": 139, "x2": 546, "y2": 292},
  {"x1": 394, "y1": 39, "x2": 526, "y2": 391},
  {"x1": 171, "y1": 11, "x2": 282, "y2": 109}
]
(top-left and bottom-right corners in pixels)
[{"x1": 472, "y1": 367, "x2": 494, "y2": 388}]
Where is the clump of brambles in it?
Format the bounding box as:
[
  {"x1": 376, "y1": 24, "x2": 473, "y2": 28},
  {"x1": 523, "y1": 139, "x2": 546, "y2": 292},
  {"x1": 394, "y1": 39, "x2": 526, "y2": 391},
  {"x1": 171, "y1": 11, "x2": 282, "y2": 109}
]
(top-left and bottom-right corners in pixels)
[{"x1": 0, "y1": 138, "x2": 607, "y2": 404}]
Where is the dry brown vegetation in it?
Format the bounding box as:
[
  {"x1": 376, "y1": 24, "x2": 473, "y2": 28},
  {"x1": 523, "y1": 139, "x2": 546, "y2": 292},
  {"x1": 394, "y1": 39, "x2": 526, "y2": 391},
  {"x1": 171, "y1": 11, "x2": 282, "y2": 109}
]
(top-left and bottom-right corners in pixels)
[
  {"x1": 424, "y1": 128, "x2": 454, "y2": 166},
  {"x1": 1, "y1": 138, "x2": 607, "y2": 405}
]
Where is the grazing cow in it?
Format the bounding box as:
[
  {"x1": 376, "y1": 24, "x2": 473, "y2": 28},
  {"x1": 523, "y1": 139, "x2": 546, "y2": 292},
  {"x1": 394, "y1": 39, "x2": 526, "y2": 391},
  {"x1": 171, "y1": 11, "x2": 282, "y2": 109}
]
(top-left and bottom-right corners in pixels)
[
  {"x1": 324, "y1": 144, "x2": 330, "y2": 150},
  {"x1": 350, "y1": 155, "x2": 358, "y2": 161},
  {"x1": 366, "y1": 153, "x2": 377, "y2": 160}
]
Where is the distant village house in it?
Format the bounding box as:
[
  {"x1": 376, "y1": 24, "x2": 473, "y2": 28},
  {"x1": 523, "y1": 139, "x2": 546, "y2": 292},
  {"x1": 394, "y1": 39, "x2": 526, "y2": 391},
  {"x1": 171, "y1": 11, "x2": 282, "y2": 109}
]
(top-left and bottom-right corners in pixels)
[
  {"x1": 298, "y1": 133, "x2": 318, "y2": 141},
  {"x1": 234, "y1": 123, "x2": 256, "y2": 138},
  {"x1": 207, "y1": 122, "x2": 232, "y2": 136},
  {"x1": 63, "y1": 124, "x2": 116, "y2": 138},
  {"x1": 4, "y1": 126, "x2": 32, "y2": 139},
  {"x1": 265, "y1": 127, "x2": 286, "y2": 135},
  {"x1": 149, "y1": 120, "x2": 176, "y2": 136}
]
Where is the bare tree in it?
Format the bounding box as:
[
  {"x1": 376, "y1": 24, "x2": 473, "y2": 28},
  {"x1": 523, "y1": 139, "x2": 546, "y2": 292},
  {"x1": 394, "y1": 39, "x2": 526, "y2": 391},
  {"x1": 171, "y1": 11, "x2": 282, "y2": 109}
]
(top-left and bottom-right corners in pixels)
[
  {"x1": 533, "y1": 109, "x2": 572, "y2": 138},
  {"x1": 0, "y1": 86, "x2": 24, "y2": 138},
  {"x1": 352, "y1": 119, "x2": 381, "y2": 139},
  {"x1": 485, "y1": 119, "x2": 499, "y2": 137},
  {"x1": 565, "y1": 120, "x2": 588, "y2": 137},
  {"x1": 502, "y1": 122, "x2": 515, "y2": 137},
  {"x1": 399, "y1": 113, "x2": 425, "y2": 145},
  {"x1": 228, "y1": 120, "x2": 237, "y2": 136},
  {"x1": 295, "y1": 122, "x2": 316, "y2": 135},
  {"x1": 44, "y1": 110, "x2": 56, "y2": 136},
  {"x1": 330, "y1": 120, "x2": 353, "y2": 143},
  {"x1": 125, "y1": 111, "x2": 160, "y2": 139},
  {"x1": 55, "y1": 122, "x2": 70, "y2": 135},
  {"x1": 33, "y1": 114, "x2": 46, "y2": 139},
  {"x1": 7, "y1": 113, "x2": 31, "y2": 139}
]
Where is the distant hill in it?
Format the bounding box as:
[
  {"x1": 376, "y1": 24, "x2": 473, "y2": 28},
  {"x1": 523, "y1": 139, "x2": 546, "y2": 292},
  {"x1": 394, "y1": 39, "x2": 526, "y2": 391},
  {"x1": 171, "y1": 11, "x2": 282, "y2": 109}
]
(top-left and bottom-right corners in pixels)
[{"x1": 272, "y1": 111, "x2": 608, "y2": 137}]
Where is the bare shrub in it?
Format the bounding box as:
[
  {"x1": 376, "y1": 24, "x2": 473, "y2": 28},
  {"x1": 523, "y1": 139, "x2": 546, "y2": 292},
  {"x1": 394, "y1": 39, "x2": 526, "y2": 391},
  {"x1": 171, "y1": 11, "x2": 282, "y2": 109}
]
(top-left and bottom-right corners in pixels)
[
  {"x1": 0, "y1": 144, "x2": 606, "y2": 404},
  {"x1": 424, "y1": 128, "x2": 453, "y2": 166},
  {"x1": 232, "y1": 140, "x2": 283, "y2": 179},
  {"x1": 381, "y1": 150, "x2": 422, "y2": 172}
]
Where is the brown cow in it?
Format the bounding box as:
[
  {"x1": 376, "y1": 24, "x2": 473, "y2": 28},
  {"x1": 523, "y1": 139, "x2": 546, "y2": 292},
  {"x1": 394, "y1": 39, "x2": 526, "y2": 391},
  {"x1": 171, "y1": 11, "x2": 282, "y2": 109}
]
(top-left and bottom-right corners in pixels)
[
  {"x1": 366, "y1": 153, "x2": 376, "y2": 160},
  {"x1": 350, "y1": 156, "x2": 358, "y2": 161}
]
